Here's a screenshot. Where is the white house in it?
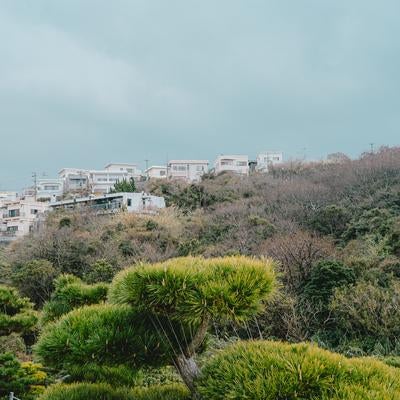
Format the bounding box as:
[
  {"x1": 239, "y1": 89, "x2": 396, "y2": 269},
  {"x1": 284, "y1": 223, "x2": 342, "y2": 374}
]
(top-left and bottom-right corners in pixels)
[
  {"x1": 0, "y1": 197, "x2": 49, "y2": 240},
  {"x1": 167, "y1": 160, "x2": 209, "y2": 183},
  {"x1": 0, "y1": 192, "x2": 17, "y2": 205},
  {"x1": 145, "y1": 166, "x2": 167, "y2": 179},
  {"x1": 214, "y1": 155, "x2": 249, "y2": 175},
  {"x1": 49, "y1": 192, "x2": 165, "y2": 214},
  {"x1": 36, "y1": 178, "x2": 64, "y2": 201},
  {"x1": 59, "y1": 163, "x2": 142, "y2": 195},
  {"x1": 256, "y1": 151, "x2": 284, "y2": 172}
]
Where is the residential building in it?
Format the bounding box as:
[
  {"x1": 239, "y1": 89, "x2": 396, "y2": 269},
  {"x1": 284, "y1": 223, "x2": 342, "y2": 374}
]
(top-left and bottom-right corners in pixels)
[
  {"x1": 214, "y1": 155, "x2": 249, "y2": 175},
  {"x1": 167, "y1": 160, "x2": 209, "y2": 183},
  {"x1": 256, "y1": 151, "x2": 284, "y2": 172},
  {"x1": 59, "y1": 163, "x2": 142, "y2": 195},
  {"x1": 0, "y1": 196, "x2": 48, "y2": 241},
  {"x1": 49, "y1": 192, "x2": 165, "y2": 214},
  {"x1": 145, "y1": 166, "x2": 167, "y2": 179},
  {"x1": 36, "y1": 178, "x2": 64, "y2": 201},
  {"x1": 0, "y1": 192, "x2": 17, "y2": 205}
]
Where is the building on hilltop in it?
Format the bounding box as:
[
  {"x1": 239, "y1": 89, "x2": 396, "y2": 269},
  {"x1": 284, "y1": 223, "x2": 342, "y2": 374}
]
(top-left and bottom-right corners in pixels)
[
  {"x1": 49, "y1": 192, "x2": 165, "y2": 214},
  {"x1": 59, "y1": 163, "x2": 142, "y2": 195},
  {"x1": 214, "y1": 155, "x2": 249, "y2": 175},
  {"x1": 0, "y1": 196, "x2": 49, "y2": 242},
  {"x1": 256, "y1": 151, "x2": 284, "y2": 172},
  {"x1": 145, "y1": 166, "x2": 167, "y2": 180},
  {"x1": 167, "y1": 160, "x2": 209, "y2": 183}
]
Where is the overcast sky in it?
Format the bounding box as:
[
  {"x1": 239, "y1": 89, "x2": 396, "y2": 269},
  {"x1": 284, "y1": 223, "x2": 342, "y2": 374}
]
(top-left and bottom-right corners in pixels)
[{"x1": 1, "y1": 0, "x2": 399, "y2": 190}]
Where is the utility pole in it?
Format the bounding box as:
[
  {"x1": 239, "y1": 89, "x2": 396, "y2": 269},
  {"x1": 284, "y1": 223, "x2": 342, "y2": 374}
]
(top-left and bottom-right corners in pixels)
[
  {"x1": 369, "y1": 143, "x2": 374, "y2": 154},
  {"x1": 144, "y1": 159, "x2": 149, "y2": 180},
  {"x1": 32, "y1": 172, "x2": 37, "y2": 200}
]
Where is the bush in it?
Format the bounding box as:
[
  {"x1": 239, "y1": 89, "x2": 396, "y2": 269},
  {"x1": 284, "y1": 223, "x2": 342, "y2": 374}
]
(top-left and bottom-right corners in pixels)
[
  {"x1": 41, "y1": 274, "x2": 108, "y2": 324},
  {"x1": 0, "y1": 352, "x2": 48, "y2": 400},
  {"x1": 84, "y1": 260, "x2": 118, "y2": 283},
  {"x1": 11, "y1": 259, "x2": 58, "y2": 305},
  {"x1": 196, "y1": 340, "x2": 400, "y2": 400},
  {"x1": 38, "y1": 383, "x2": 190, "y2": 400},
  {"x1": 330, "y1": 280, "x2": 400, "y2": 350},
  {"x1": 35, "y1": 304, "x2": 183, "y2": 372},
  {"x1": 0, "y1": 285, "x2": 38, "y2": 338}
]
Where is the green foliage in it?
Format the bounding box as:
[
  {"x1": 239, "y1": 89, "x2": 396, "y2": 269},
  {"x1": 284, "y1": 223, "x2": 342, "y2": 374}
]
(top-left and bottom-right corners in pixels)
[
  {"x1": 0, "y1": 285, "x2": 38, "y2": 337},
  {"x1": 330, "y1": 280, "x2": 400, "y2": 350},
  {"x1": 0, "y1": 352, "x2": 48, "y2": 400},
  {"x1": 309, "y1": 204, "x2": 350, "y2": 238},
  {"x1": 302, "y1": 260, "x2": 356, "y2": 304},
  {"x1": 35, "y1": 304, "x2": 186, "y2": 372},
  {"x1": 109, "y1": 256, "x2": 276, "y2": 325},
  {"x1": 11, "y1": 259, "x2": 58, "y2": 305},
  {"x1": 84, "y1": 260, "x2": 118, "y2": 283},
  {"x1": 196, "y1": 340, "x2": 400, "y2": 400},
  {"x1": 41, "y1": 274, "x2": 108, "y2": 324},
  {"x1": 38, "y1": 383, "x2": 190, "y2": 400},
  {"x1": 110, "y1": 177, "x2": 136, "y2": 193}
]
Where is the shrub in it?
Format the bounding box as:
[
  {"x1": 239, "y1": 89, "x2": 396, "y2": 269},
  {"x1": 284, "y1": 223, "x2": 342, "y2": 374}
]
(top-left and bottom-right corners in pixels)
[
  {"x1": 0, "y1": 352, "x2": 48, "y2": 400},
  {"x1": 196, "y1": 341, "x2": 400, "y2": 400},
  {"x1": 35, "y1": 304, "x2": 183, "y2": 372},
  {"x1": 330, "y1": 280, "x2": 400, "y2": 349},
  {"x1": 38, "y1": 383, "x2": 190, "y2": 400},
  {"x1": 11, "y1": 259, "x2": 58, "y2": 305},
  {"x1": 0, "y1": 285, "x2": 38, "y2": 338},
  {"x1": 41, "y1": 274, "x2": 108, "y2": 324},
  {"x1": 84, "y1": 260, "x2": 117, "y2": 284}
]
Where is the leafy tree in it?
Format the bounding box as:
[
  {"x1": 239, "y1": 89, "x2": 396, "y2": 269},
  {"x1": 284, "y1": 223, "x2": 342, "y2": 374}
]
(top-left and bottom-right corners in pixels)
[
  {"x1": 11, "y1": 259, "x2": 58, "y2": 306},
  {"x1": 35, "y1": 256, "x2": 276, "y2": 397},
  {"x1": 110, "y1": 178, "x2": 136, "y2": 193},
  {"x1": 84, "y1": 260, "x2": 117, "y2": 283},
  {"x1": 309, "y1": 205, "x2": 350, "y2": 238},
  {"x1": 302, "y1": 260, "x2": 355, "y2": 304}
]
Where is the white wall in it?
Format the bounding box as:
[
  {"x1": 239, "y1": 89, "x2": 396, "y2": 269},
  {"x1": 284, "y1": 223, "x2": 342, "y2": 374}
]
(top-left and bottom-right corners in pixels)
[{"x1": 214, "y1": 155, "x2": 249, "y2": 175}]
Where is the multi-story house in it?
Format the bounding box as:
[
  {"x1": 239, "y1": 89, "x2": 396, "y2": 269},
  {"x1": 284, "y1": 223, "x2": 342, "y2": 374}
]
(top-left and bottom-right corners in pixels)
[
  {"x1": 36, "y1": 178, "x2": 64, "y2": 201},
  {"x1": 49, "y1": 192, "x2": 165, "y2": 214},
  {"x1": 214, "y1": 155, "x2": 249, "y2": 175},
  {"x1": 0, "y1": 197, "x2": 48, "y2": 240},
  {"x1": 145, "y1": 166, "x2": 167, "y2": 179},
  {"x1": 59, "y1": 163, "x2": 142, "y2": 195},
  {"x1": 256, "y1": 151, "x2": 284, "y2": 172},
  {"x1": 167, "y1": 160, "x2": 209, "y2": 183}
]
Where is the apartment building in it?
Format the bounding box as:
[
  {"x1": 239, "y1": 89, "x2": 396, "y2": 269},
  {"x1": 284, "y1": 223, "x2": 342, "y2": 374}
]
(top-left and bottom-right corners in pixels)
[
  {"x1": 145, "y1": 166, "x2": 167, "y2": 179},
  {"x1": 256, "y1": 151, "x2": 284, "y2": 172},
  {"x1": 167, "y1": 160, "x2": 209, "y2": 183},
  {"x1": 0, "y1": 192, "x2": 17, "y2": 205},
  {"x1": 59, "y1": 163, "x2": 142, "y2": 195},
  {"x1": 0, "y1": 197, "x2": 48, "y2": 240},
  {"x1": 49, "y1": 192, "x2": 165, "y2": 214},
  {"x1": 214, "y1": 155, "x2": 249, "y2": 175}
]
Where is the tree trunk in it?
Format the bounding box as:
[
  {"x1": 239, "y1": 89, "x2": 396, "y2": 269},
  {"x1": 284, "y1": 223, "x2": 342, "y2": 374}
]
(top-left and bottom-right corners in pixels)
[{"x1": 175, "y1": 354, "x2": 201, "y2": 397}]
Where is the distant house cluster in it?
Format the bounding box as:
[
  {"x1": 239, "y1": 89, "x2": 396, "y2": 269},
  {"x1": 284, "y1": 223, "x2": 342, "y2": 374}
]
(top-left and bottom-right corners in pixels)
[{"x1": 0, "y1": 152, "x2": 285, "y2": 242}]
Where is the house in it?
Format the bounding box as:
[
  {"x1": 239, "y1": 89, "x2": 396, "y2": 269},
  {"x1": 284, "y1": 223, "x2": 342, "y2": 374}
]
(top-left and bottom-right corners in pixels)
[
  {"x1": 167, "y1": 160, "x2": 209, "y2": 183},
  {"x1": 256, "y1": 151, "x2": 284, "y2": 172},
  {"x1": 36, "y1": 178, "x2": 64, "y2": 201},
  {"x1": 214, "y1": 155, "x2": 249, "y2": 175},
  {"x1": 59, "y1": 163, "x2": 142, "y2": 195},
  {"x1": 0, "y1": 196, "x2": 49, "y2": 241},
  {"x1": 49, "y1": 192, "x2": 165, "y2": 214},
  {"x1": 145, "y1": 166, "x2": 167, "y2": 179},
  {"x1": 0, "y1": 192, "x2": 17, "y2": 205}
]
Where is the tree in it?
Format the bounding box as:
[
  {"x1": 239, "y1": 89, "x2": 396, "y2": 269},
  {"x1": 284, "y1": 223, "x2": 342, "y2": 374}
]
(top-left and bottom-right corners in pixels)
[
  {"x1": 35, "y1": 256, "x2": 276, "y2": 397},
  {"x1": 110, "y1": 178, "x2": 136, "y2": 193}
]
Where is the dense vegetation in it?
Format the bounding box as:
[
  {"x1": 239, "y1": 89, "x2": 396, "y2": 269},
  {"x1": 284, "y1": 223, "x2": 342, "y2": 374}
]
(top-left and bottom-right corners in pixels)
[{"x1": 1, "y1": 146, "x2": 400, "y2": 398}]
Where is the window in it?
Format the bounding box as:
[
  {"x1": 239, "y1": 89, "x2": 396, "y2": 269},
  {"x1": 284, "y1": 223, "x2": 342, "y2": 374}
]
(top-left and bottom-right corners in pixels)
[
  {"x1": 127, "y1": 168, "x2": 133, "y2": 173},
  {"x1": 236, "y1": 161, "x2": 247, "y2": 166},
  {"x1": 221, "y1": 160, "x2": 233, "y2": 166},
  {"x1": 172, "y1": 165, "x2": 187, "y2": 171},
  {"x1": 7, "y1": 226, "x2": 18, "y2": 232},
  {"x1": 44, "y1": 185, "x2": 59, "y2": 190},
  {"x1": 8, "y1": 209, "x2": 20, "y2": 218},
  {"x1": 31, "y1": 209, "x2": 38, "y2": 215},
  {"x1": 127, "y1": 199, "x2": 132, "y2": 207},
  {"x1": 160, "y1": 170, "x2": 166, "y2": 176}
]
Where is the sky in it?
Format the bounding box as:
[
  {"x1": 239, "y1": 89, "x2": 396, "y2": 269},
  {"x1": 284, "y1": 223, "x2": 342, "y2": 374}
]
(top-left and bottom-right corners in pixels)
[{"x1": 0, "y1": 0, "x2": 399, "y2": 190}]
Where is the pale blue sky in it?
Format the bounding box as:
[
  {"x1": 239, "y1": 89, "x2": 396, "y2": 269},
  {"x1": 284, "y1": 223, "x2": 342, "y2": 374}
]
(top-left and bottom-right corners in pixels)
[{"x1": 0, "y1": 0, "x2": 399, "y2": 190}]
